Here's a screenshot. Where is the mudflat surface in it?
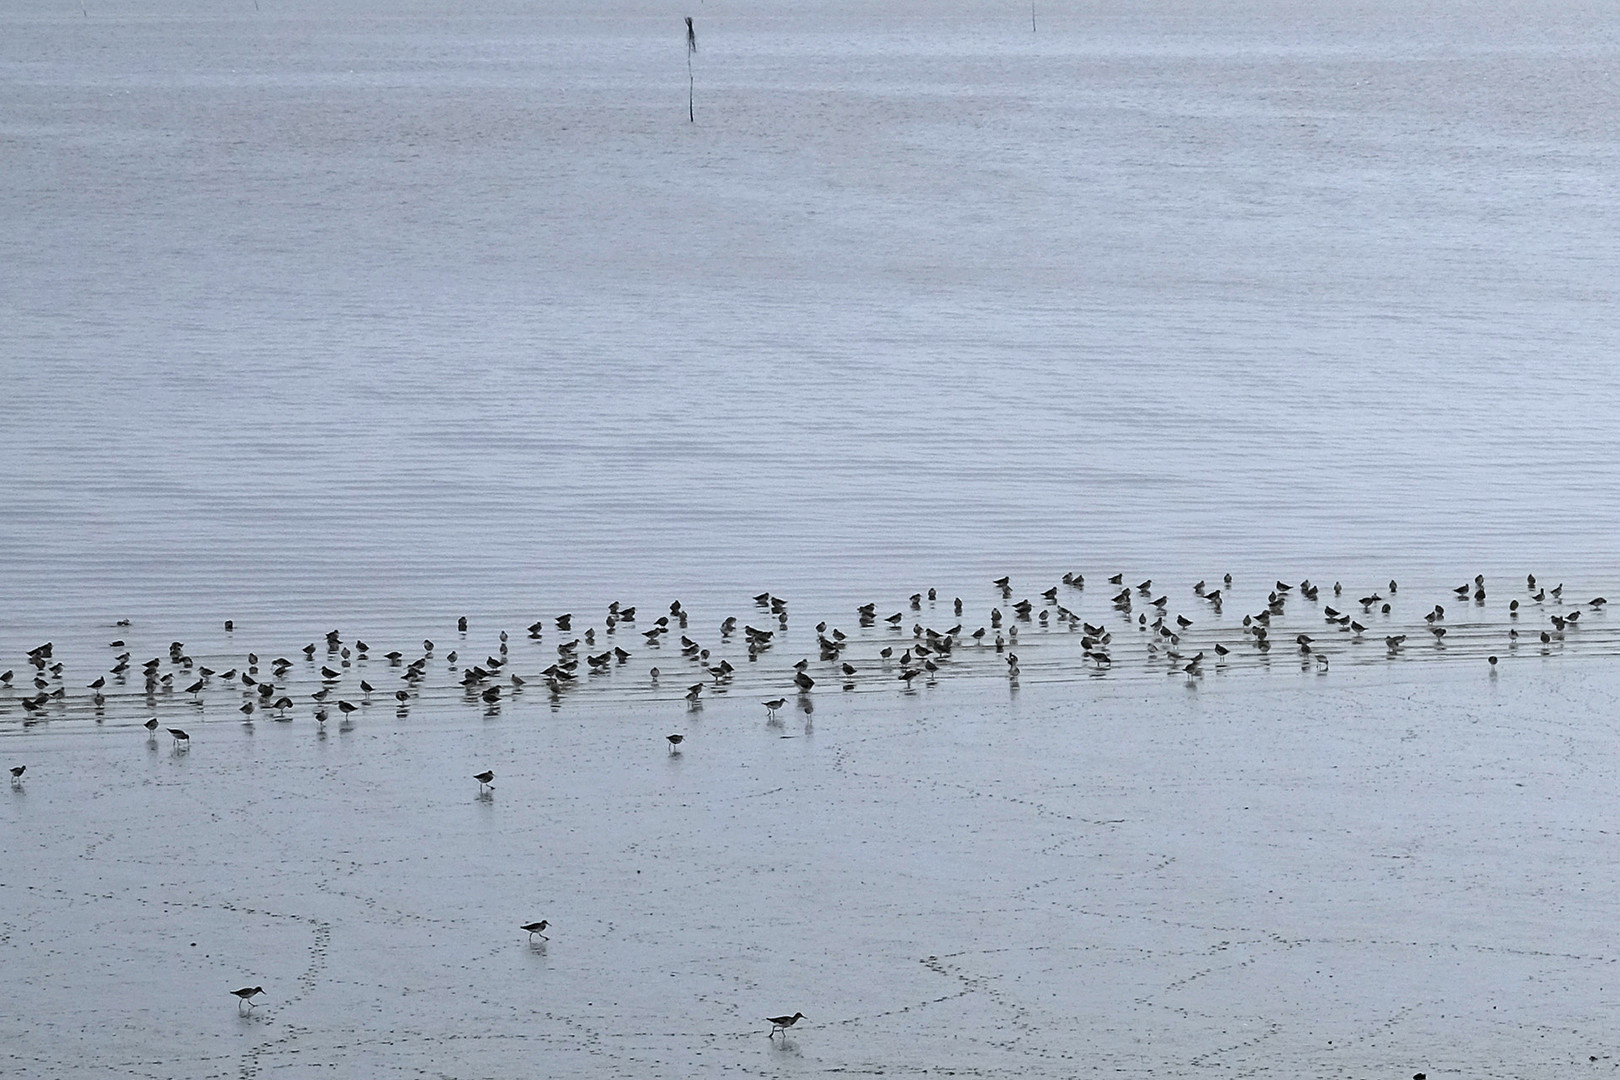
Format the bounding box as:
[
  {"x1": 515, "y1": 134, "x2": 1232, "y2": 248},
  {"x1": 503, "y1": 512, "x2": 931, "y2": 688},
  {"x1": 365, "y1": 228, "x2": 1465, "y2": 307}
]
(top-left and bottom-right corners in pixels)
[{"x1": 6, "y1": 660, "x2": 1619, "y2": 1078}]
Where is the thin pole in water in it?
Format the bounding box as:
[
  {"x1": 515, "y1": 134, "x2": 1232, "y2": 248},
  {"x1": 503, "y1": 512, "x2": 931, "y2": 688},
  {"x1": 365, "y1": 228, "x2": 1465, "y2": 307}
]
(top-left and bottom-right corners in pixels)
[
  {"x1": 686, "y1": 17, "x2": 697, "y2": 122},
  {"x1": 1032, "y1": 1, "x2": 1037, "y2": 33}
]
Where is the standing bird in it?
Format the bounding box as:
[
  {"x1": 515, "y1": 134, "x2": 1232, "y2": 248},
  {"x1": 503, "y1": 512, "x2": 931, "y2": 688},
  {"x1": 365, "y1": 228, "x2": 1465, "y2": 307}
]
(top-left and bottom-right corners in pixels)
[
  {"x1": 763, "y1": 698, "x2": 786, "y2": 718},
  {"x1": 168, "y1": 728, "x2": 190, "y2": 747},
  {"x1": 230, "y1": 986, "x2": 266, "y2": 1011},
  {"x1": 767, "y1": 1012, "x2": 806, "y2": 1037},
  {"x1": 474, "y1": 770, "x2": 495, "y2": 792},
  {"x1": 666, "y1": 733, "x2": 684, "y2": 753},
  {"x1": 521, "y1": 920, "x2": 549, "y2": 941},
  {"x1": 9, "y1": 765, "x2": 24, "y2": 786},
  {"x1": 143, "y1": 717, "x2": 159, "y2": 733}
]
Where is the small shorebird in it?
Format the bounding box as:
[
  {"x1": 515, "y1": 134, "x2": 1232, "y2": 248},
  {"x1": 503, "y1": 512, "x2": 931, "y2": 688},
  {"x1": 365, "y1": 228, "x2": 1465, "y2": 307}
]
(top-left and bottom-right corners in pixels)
[
  {"x1": 144, "y1": 717, "x2": 159, "y2": 733},
  {"x1": 474, "y1": 770, "x2": 494, "y2": 792},
  {"x1": 168, "y1": 728, "x2": 190, "y2": 747},
  {"x1": 763, "y1": 698, "x2": 786, "y2": 718},
  {"x1": 766, "y1": 1012, "x2": 805, "y2": 1037},
  {"x1": 666, "y1": 733, "x2": 684, "y2": 752},
  {"x1": 521, "y1": 920, "x2": 549, "y2": 941},
  {"x1": 231, "y1": 986, "x2": 265, "y2": 1011},
  {"x1": 9, "y1": 765, "x2": 24, "y2": 786}
]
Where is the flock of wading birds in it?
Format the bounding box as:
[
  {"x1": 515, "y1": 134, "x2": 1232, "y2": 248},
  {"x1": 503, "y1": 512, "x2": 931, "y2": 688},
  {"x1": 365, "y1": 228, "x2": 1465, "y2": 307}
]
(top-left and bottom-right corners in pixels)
[
  {"x1": 3, "y1": 571, "x2": 1609, "y2": 1022},
  {"x1": 0, "y1": 570, "x2": 1608, "y2": 745}
]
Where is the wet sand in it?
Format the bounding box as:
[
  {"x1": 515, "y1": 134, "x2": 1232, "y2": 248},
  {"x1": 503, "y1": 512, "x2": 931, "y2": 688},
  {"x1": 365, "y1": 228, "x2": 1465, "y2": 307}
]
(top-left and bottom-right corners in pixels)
[{"x1": 5, "y1": 657, "x2": 1619, "y2": 1078}]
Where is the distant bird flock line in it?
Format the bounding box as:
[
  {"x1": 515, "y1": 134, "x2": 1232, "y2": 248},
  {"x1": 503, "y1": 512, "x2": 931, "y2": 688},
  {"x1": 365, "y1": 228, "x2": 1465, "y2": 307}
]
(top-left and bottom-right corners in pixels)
[{"x1": 0, "y1": 572, "x2": 1609, "y2": 737}]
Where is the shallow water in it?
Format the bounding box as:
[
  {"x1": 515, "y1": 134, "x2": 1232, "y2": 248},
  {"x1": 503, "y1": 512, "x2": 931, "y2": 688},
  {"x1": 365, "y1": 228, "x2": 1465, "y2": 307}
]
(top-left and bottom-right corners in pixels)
[{"x1": 5, "y1": 0, "x2": 1620, "y2": 644}]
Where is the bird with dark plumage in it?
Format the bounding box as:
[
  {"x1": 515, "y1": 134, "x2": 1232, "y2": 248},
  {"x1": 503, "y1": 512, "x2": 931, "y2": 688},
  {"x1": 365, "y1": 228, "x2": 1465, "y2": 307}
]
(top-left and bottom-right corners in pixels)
[
  {"x1": 474, "y1": 770, "x2": 494, "y2": 792},
  {"x1": 522, "y1": 920, "x2": 549, "y2": 941},
  {"x1": 767, "y1": 1012, "x2": 806, "y2": 1037},
  {"x1": 666, "y1": 733, "x2": 684, "y2": 752}
]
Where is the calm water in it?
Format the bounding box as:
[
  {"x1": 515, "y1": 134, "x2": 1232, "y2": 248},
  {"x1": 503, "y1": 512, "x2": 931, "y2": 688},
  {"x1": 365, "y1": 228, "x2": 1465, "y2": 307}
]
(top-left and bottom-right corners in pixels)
[{"x1": 5, "y1": 0, "x2": 1620, "y2": 650}]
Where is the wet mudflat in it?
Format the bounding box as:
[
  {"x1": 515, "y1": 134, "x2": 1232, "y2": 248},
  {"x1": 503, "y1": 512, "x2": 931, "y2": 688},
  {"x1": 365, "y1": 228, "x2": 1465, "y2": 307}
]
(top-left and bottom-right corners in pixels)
[{"x1": 5, "y1": 658, "x2": 1618, "y2": 1078}]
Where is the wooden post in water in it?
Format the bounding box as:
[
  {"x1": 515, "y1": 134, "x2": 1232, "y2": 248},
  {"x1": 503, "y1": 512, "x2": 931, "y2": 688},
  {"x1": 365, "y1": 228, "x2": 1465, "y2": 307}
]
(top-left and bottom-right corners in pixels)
[{"x1": 686, "y1": 17, "x2": 697, "y2": 122}]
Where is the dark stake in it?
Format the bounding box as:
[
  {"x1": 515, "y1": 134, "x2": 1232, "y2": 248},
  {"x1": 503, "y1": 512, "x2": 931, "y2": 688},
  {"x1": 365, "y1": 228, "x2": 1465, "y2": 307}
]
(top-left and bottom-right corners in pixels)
[{"x1": 685, "y1": 17, "x2": 697, "y2": 122}]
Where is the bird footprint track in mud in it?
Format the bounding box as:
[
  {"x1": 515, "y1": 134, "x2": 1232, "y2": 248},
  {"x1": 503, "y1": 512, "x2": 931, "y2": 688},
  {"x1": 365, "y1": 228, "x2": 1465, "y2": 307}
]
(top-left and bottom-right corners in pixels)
[
  {"x1": 312, "y1": 876, "x2": 450, "y2": 928},
  {"x1": 918, "y1": 954, "x2": 1039, "y2": 1040},
  {"x1": 835, "y1": 750, "x2": 1086, "y2": 824},
  {"x1": 1186, "y1": 1019, "x2": 1286, "y2": 1066},
  {"x1": 298, "y1": 921, "x2": 331, "y2": 995},
  {"x1": 1336, "y1": 1003, "x2": 1423, "y2": 1050},
  {"x1": 821, "y1": 957, "x2": 974, "y2": 1029}
]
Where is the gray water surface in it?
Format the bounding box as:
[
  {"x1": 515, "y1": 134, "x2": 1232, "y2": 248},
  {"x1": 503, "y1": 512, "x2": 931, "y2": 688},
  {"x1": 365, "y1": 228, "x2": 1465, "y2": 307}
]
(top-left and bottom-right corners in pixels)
[{"x1": 5, "y1": 0, "x2": 1619, "y2": 646}]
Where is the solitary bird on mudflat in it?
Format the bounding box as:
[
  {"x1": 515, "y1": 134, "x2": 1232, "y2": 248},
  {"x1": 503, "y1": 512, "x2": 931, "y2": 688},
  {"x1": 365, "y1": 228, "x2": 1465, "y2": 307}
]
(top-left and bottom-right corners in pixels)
[
  {"x1": 521, "y1": 920, "x2": 549, "y2": 941},
  {"x1": 666, "y1": 733, "x2": 684, "y2": 752},
  {"x1": 767, "y1": 1012, "x2": 806, "y2": 1037},
  {"x1": 231, "y1": 986, "x2": 265, "y2": 1011},
  {"x1": 474, "y1": 770, "x2": 494, "y2": 791},
  {"x1": 9, "y1": 765, "x2": 24, "y2": 785}
]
